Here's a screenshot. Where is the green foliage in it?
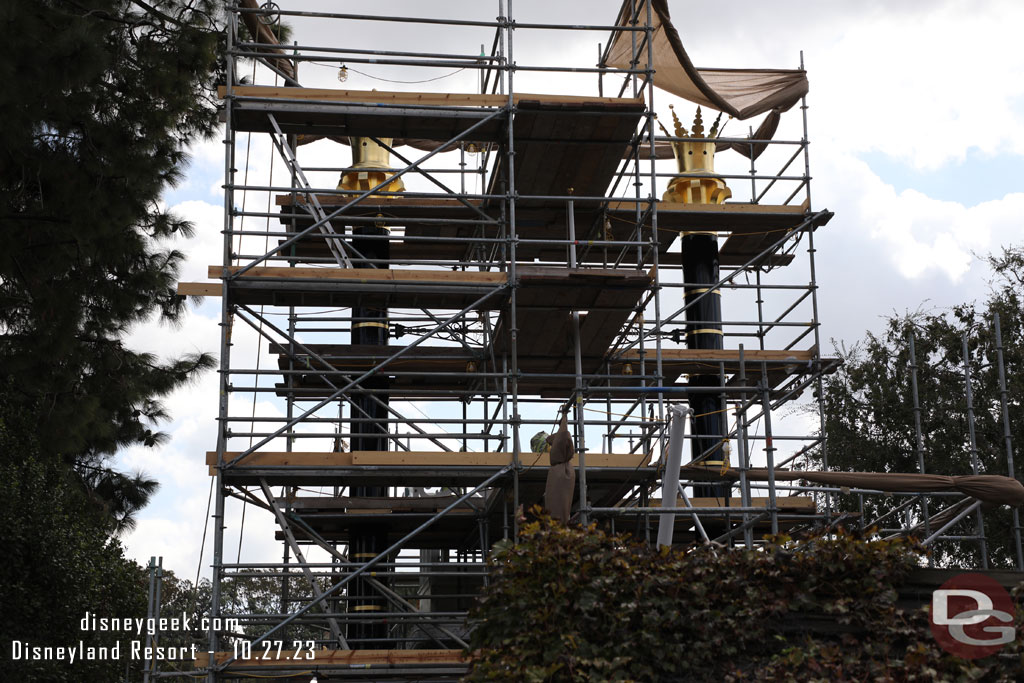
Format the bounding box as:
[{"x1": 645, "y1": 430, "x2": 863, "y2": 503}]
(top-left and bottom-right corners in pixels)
[
  {"x1": 156, "y1": 567, "x2": 326, "y2": 654},
  {"x1": 0, "y1": 2, "x2": 226, "y2": 678},
  {"x1": 143, "y1": 570, "x2": 213, "y2": 655},
  {"x1": 78, "y1": 467, "x2": 161, "y2": 536},
  {"x1": 0, "y1": 381, "x2": 147, "y2": 680},
  {"x1": 817, "y1": 246, "x2": 1024, "y2": 567},
  {"x1": 748, "y1": 580, "x2": 1024, "y2": 682},
  {"x1": 0, "y1": 0, "x2": 218, "y2": 479},
  {"x1": 466, "y1": 516, "x2": 1024, "y2": 682},
  {"x1": 0, "y1": 457, "x2": 148, "y2": 681}
]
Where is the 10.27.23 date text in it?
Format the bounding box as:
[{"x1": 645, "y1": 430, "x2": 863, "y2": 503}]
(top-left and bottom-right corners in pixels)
[{"x1": 233, "y1": 639, "x2": 316, "y2": 660}]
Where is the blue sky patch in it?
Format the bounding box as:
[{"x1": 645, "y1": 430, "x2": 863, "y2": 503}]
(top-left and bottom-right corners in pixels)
[{"x1": 862, "y1": 149, "x2": 1024, "y2": 206}]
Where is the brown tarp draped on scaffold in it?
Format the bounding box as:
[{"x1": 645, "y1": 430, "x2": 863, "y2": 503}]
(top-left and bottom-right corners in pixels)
[
  {"x1": 606, "y1": 0, "x2": 805, "y2": 159},
  {"x1": 681, "y1": 466, "x2": 1024, "y2": 508},
  {"x1": 606, "y1": 0, "x2": 807, "y2": 119},
  {"x1": 544, "y1": 414, "x2": 576, "y2": 523}
]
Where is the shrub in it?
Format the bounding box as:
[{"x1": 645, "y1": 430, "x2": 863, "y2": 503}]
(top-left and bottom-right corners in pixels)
[{"x1": 466, "y1": 515, "x2": 1024, "y2": 682}]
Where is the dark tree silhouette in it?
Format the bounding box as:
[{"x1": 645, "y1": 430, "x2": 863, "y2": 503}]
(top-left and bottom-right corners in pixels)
[
  {"x1": 817, "y1": 246, "x2": 1024, "y2": 567},
  {"x1": 0, "y1": 0, "x2": 221, "y2": 521}
]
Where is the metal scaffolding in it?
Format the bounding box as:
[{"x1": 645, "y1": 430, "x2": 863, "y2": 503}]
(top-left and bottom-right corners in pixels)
[{"x1": 147, "y1": 2, "x2": 1024, "y2": 680}]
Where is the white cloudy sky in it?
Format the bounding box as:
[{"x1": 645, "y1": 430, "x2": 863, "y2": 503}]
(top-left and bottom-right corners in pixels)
[{"x1": 117, "y1": 0, "x2": 1024, "y2": 577}]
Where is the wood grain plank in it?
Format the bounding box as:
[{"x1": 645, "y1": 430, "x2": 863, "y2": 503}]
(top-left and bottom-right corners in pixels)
[{"x1": 219, "y1": 85, "x2": 643, "y2": 108}]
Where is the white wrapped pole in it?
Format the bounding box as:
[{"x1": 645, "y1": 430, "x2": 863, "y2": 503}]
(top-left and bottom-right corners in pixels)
[{"x1": 657, "y1": 406, "x2": 692, "y2": 549}]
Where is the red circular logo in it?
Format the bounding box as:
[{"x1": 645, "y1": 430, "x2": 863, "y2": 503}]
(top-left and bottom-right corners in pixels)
[{"x1": 930, "y1": 573, "x2": 1015, "y2": 659}]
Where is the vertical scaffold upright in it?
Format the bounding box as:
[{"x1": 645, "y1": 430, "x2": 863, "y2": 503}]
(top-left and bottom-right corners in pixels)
[{"x1": 175, "y1": 2, "x2": 1017, "y2": 680}]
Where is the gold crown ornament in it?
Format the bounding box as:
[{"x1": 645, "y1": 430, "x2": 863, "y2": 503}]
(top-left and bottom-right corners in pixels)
[{"x1": 659, "y1": 105, "x2": 731, "y2": 205}]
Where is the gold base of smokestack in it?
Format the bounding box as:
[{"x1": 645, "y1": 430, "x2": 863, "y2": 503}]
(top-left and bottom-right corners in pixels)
[
  {"x1": 663, "y1": 174, "x2": 732, "y2": 204},
  {"x1": 338, "y1": 169, "x2": 406, "y2": 195},
  {"x1": 338, "y1": 136, "x2": 406, "y2": 197}
]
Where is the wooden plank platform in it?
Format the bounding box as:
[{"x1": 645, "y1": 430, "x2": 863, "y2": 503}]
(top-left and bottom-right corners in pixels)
[
  {"x1": 208, "y1": 450, "x2": 651, "y2": 473},
  {"x1": 502, "y1": 266, "x2": 650, "y2": 383},
  {"x1": 272, "y1": 345, "x2": 834, "y2": 400},
  {"x1": 488, "y1": 266, "x2": 649, "y2": 396},
  {"x1": 608, "y1": 199, "x2": 826, "y2": 232},
  {"x1": 487, "y1": 99, "x2": 644, "y2": 205},
  {"x1": 212, "y1": 450, "x2": 656, "y2": 532},
  {"x1": 187, "y1": 265, "x2": 647, "y2": 314},
  {"x1": 602, "y1": 346, "x2": 839, "y2": 403},
  {"x1": 242, "y1": 86, "x2": 826, "y2": 270},
  {"x1": 260, "y1": 266, "x2": 647, "y2": 395},
  {"x1": 199, "y1": 265, "x2": 506, "y2": 310},
  {"x1": 278, "y1": 495, "x2": 816, "y2": 549},
  {"x1": 220, "y1": 85, "x2": 643, "y2": 141},
  {"x1": 274, "y1": 488, "x2": 493, "y2": 549},
  {"x1": 609, "y1": 347, "x2": 819, "y2": 384},
  {"x1": 279, "y1": 509, "x2": 484, "y2": 549},
  {"x1": 272, "y1": 344, "x2": 580, "y2": 398},
  {"x1": 713, "y1": 204, "x2": 833, "y2": 267},
  {"x1": 221, "y1": 86, "x2": 505, "y2": 140},
  {"x1": 260, "y1": 455, "x2": 653, "y2": 549},
  {"x1": 286, "y1": 494, "x2": 481, "y2": 512},
  {"x1": 276, "y1": 195, "x2": 820, "y2": 232},
  {"x1": 209, "y1": 265, "x2": 505, "y2": 284},
  {"x1": 177, "y1": 282, "x2": 220, "y2": 297},
  {"x1": 219, "y1": 85, "x2": 642, "y2": 109},
  {"x1": 273, "y1": 343, "x2": 485, "y2": 399},
  {"x1": 272, "y1": 194, "x2": 826, "y2": 267}
]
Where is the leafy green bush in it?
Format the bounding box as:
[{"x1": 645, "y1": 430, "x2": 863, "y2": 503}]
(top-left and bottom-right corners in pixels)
[
  {"x1": 466, "y1": 515, "x2": 1024, "y2": 682},
  {"x1": 0, "y1": 457, "x2": 148, "y2": 682}
]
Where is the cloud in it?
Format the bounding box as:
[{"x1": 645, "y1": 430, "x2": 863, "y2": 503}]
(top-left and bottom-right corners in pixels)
[
  {"x1": 815, "y1": 154, "x2": 1024, "y2": 282},
  {"x1": 812, "y1": 3, "x2": 1024, "y2": 170},
  {"x1": 122, "y1": 487, "x2": 284, "y2": 580}
]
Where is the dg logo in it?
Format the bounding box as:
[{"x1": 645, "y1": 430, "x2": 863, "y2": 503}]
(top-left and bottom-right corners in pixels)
[{"x1": 930, "y1": 573, "x2": 1016, "y2": 658}]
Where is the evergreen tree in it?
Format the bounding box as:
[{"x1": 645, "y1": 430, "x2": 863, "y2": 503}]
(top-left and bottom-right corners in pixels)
[
  {"x1": 0, "y1": 0, "x2": 220, "y2": 514},
  {"x1": 816, "y1": 246, "x2": 1024, "y2": 567},
  {"x1": 0, "y1": 2, "x2": 226, "y2": 678},
  {"x1": 0, "y1": 391, "x2": 150, "y2": 681}
]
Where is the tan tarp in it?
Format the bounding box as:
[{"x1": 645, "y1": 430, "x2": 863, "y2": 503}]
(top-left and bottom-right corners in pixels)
[
  {"x1": 544, "y1": 414, "x2": 576, "y2": 522},
  {"x1": 681, "y1": 466, "x2": 1024, "y2": 507},
  {"x1": 545, "y1": 461, "x2": 576, "y2": 524},
  {"x1": 547, "y1": 414, "x2": 574, "y2": 466},
  {"x1": 606, "y1": 0, "x2": 807, "y2": 120}
]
